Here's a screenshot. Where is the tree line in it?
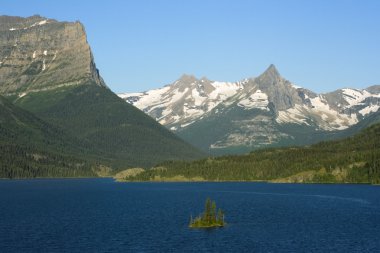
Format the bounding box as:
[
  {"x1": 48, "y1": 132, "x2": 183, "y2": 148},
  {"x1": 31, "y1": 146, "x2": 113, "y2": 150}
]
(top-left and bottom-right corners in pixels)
[{"x1": 127, "y1": 123, "x2": 380, "y2": 184}]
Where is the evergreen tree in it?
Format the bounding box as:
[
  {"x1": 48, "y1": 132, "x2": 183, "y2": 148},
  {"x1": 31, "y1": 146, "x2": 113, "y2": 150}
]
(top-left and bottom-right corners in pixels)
[
  {"x1": 211, "y1": 201, "x2": 217, "y2": 223},
  {"x1": 190, "y1": 198, "x2": 225, "y2": 228}
]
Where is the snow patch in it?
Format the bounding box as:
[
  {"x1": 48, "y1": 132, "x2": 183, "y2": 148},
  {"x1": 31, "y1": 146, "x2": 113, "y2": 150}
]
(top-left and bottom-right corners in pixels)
[
  {"x1": 309, "y1": 96, "x2": 331, "y2": 113},
  {"x1": 359, "y1": 104, "x2": 380, "y2": 116},
  {"x1": 9, "y1": 19, "x2": 49, "y2": 31},
  {"x1": 276, "y1": 94, "x2": 359, "y2": 130},
  {"x1": 30, "y1": 20, "x2": 49, "y2": 28},
  {"x1": 119, "y1": 79, "x2": 244, "y2": 130},
  {"x1": 119, "y1": 92, "x2": 144, "y2": 99},
  {"x1": 191, "y1": 89, "x2": 207, "y2": 106},
  {"x1": 341, "y1": 88, "x2": 372, "y2": 107},
  {"x1": 52, "y1": 51, "x2": 58, "y2": 61},
  {"x1": 291, "y1": 83, "x2": 302, "y2": 89},
  {"x1": 180, "y1": 121, "x2": 195, "y2": 128},
  {"x1": 276, "y1": 105, "x2": 310, "y2": 125},
  {"x1": 209, "y1": 81, "x2": 242, "y2": 100},
  {"x1": 38, "y1": 20, "x2": 48, "y2": 26},
  {"x1": 184, "y1": 107, "x2": 203, "y2": 118},
  {"x1": 237, "y1": 89, "x2": 269, "y2": 110},
  {"x1": 132, "y1": 86, "x2": 171, "y2": 109}
]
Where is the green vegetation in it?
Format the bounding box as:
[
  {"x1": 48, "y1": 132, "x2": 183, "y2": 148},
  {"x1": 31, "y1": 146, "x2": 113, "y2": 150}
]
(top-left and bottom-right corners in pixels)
[
  {"x1": 0, "y1": 83, "x2": 204, "y2": 178},
  {"x1": 0, "y1": 95, "x2": 102, "y2": 178},
  {"x1": 2, "y1": 81, "x2": 379, "y2": 181},
  {"x1": 125, "y1": 123, "x2": 380, "y2": 184},
  {"x1": 0, "y1": 144, "x2": 97, "y2": 178},
  {"x1": 189, "y1": 198, "x2": 225, "y2": 228},
  {"x1": 14, "y1": 84, "x2": 204, "y2": 169}
]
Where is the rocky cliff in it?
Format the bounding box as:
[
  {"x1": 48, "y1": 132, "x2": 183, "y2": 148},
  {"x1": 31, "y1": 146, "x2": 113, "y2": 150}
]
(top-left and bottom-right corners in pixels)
[
  {"x1": 0, "y1": 15, "x2": 105, "y2": 96},
  {"x1": 0, "y1": 15, "x2": 204, "y2": 171}
]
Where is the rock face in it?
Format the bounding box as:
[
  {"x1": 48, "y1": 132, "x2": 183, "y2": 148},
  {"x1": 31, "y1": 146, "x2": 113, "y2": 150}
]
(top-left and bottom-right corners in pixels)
[
  {"x1": 0, "y1": 15, "x2": 204, "y2": 170},
  {"x1": 119, "y1": 74, "x2": 245, "y2": 131},
  {"x1": 120, "y1": 65, "x2": 380, "y2": 153},
  {"x1": 0, "y1": 15, "x2": 105, "y2": 95}
]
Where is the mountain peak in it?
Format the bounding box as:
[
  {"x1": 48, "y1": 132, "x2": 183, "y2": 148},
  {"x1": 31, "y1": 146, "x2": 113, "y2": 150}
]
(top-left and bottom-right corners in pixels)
[
  {"x1": 263, "y1": 64, "x2": 280, "y2": 77},
  {"x1": 255, "y1": 64, "x2": 281, "y2": 85},
  {"x1": 200, "y1": 76, "x2": 210, "y2": 82},
  {"x1": 0, "y1": 15, "x2": 106, "y2": 94},
  {"x1": 178, "y1": 74, "x2": 198, "y2": 83}
]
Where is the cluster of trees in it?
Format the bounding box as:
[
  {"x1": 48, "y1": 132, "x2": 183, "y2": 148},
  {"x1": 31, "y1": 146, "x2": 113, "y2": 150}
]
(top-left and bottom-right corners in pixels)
[
  {"x1": 0, "y1": 94, "x2": 101, "y2": 178},
  {"x1": 0, "y1": 144, "x2": 97, "y2": 178},
  {"x1": 14, "y1": 84, "x2": 203, "y2": 169},
  {"x1": 189, "y1": 198, "x2": 225, "y2": 228},
  {"x1": 0, "y1": 84, "x2": 203, "y2": 179},
  {"x1": 128, "y1": 123, "x2": 380, "y2": 184}
]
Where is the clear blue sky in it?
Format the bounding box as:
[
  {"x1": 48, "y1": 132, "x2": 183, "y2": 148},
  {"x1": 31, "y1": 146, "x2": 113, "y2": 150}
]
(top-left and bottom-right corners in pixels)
[{"x1": 2, "y1": 0, "x2": 380, "y2": 93}]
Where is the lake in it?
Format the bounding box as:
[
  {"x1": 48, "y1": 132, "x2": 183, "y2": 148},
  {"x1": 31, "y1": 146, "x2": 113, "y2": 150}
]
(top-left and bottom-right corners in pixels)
[{"x1": 0, "y1": 179, "x2": 379, "y2": 252}]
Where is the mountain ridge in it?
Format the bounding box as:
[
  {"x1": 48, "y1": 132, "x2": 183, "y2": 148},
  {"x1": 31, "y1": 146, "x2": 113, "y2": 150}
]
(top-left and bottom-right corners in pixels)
[
  {"x1": 0, "y1": 15, "x2": 205, "y2": 176},
  {"x1": 0, "y1": 15, "x2": 106, "y2": 97},
  {"x1": 119, "y1": 65, "x2": 380, "y2": 153}
]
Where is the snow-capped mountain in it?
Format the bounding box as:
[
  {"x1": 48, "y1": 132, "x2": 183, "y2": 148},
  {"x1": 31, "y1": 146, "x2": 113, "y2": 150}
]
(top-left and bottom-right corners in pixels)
[
  {"x1": 119, "y1": 74, "x2": 245, "y2": 131},
  {"x1": 119, "y1": 65, "x2": 380, "y2": 154}
]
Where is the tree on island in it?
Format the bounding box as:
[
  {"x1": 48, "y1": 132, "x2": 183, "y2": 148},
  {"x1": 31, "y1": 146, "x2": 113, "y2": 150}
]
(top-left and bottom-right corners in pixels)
[{"x1": 189, "y1": 198, "x2": 225, "y2": 228}]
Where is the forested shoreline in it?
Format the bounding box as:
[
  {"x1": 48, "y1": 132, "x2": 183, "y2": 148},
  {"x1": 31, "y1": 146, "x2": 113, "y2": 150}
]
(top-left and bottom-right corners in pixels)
[{"x1": 122, "y1": 123, "x2": 380, "y2": 184}]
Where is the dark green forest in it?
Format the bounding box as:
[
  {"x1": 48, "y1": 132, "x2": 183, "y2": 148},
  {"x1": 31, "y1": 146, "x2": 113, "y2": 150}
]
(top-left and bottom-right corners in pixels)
[
  {"x1": 0, "y1": 95, "x2": 100, "y2": 178},
  {"x1": 13, "y1": 83, "x2": 204, "y2": 168},
  {"x1": 0, "y1": 144, "x2": 97, "y2": 178},
  {"x1": 2, "y1": 85, "x2": 380, "y2": 181},
  {"x1": 126, "y1": 123, "x2": 380, "y2": 184},
  {"x1": 0, "y1": 86, "x2": 203, "y2": 178}
]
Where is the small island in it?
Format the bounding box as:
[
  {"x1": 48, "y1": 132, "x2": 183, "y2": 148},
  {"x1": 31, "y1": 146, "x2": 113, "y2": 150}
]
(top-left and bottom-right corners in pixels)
[{"x1": 189, "y1": 198, "x2": 225, "y2": 228}]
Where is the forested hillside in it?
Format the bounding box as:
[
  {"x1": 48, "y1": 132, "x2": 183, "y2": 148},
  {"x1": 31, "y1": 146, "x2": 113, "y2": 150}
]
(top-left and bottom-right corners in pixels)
[
  {"x1": 125, "y1": 123, "x2": 380, "y2": 184},
  {"x1": 14, "y1": 84, "x2": 204, "y2": 168},
  {"x1": 0, "y1": 15, "x2": 204, "y2": 179},
  {"x1": 0, "y1": 95, "x2": 98, "y2": 178}
]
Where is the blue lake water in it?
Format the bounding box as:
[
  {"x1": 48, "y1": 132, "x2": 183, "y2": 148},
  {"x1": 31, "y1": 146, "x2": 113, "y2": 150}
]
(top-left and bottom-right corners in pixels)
[{"x1": 0, "y1": 179, "x2": 380, "y2": 252}]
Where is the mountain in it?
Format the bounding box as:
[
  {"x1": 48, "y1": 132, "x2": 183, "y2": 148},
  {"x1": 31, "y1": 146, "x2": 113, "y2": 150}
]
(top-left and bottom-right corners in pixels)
[
  {"x1": 121, "y1": 122, "x2": 380, "y2": 184},
  {"x1": 119, "y1": 74, "x2": 244, "y2": 131},
  {"x1": 0, "y1": 15, "x2": 105, "y2": 95},
  {"x1": 0, "y1": 15, "x2": 204, "y2": 174},
  {"x1": 0, "y1": 95, "x2": 97, "y2": 178},
  {"x1": 119, "y1": 65, "x2": 380, "y2": 154}
]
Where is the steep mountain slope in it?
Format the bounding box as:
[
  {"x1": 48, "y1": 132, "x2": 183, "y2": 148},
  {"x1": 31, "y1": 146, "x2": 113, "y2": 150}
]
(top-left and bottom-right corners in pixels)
[
  {"x1": 14, "y1": 83, "x2": 204, "y2": 167},
  {"x1": 0, "y1": 95, "x2": 97, "y2": 178},
  {"x1": 0, "y1": 15, "x2": 204, "y2": 171},
  {"x1": 123, "y1": 123, "x2": 380, "y2": 184},
  {"x1": 120, "y1": 65, "x2": 380, "y2": 154},
  {"x1": 0, "y1": 15, "x2": 105, "y2": 95},
  {"x1": 119, "y1": 74, "x2": 244, "y2": 131}
]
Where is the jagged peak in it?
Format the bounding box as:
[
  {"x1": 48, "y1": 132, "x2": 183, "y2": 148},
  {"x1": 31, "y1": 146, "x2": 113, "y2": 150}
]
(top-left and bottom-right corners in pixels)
[
  {"x1": 261, "y1": 64, "x2": 280, "y2": 78},
  {"x1": 177, "y1": 74, "x2": 198, "y2": 84},
  {"x1": 200, "y1": 76, "x2": 211, "y2": 82},
  {"x1": 254, "y1": 64, "x2": 282, "y2": 86}
]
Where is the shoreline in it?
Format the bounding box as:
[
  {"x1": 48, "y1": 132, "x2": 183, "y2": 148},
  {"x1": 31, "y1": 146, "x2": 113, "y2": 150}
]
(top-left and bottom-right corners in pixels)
[
  {"x1": 117, "y1": 179, "x2": 378, "y2": 185},
  {"x1": 0, "y1": 176, "x2": 111, "y2": 180},
  {"x1": 0, "y1": 177, "x2": 378, "y2": 186}
]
